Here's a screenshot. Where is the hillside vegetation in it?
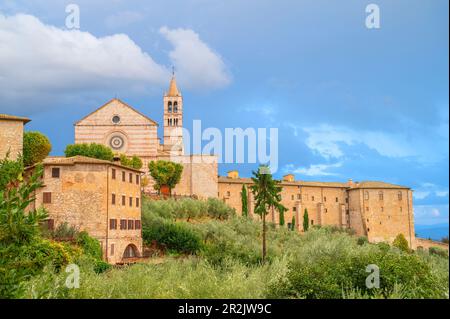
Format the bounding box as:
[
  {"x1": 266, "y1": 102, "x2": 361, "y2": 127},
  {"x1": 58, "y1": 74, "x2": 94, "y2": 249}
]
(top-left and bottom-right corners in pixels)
[{"x1": 21, "y1": 197, "x2": 449, "y2": 299}]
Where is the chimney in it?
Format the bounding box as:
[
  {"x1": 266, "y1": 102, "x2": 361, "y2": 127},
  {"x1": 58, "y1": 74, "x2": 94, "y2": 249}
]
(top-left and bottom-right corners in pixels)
[
  {"x1": 227, "y1": 170, "x2": 239, "y2": 179},
  {"x1": 348, "y1": 178, "x2": 354, "y2": 187},
  {"x1": 283, "y1": 174, "x2": 295, "y2": 182},
  {"x1": 113, "y1": 155, "x2": 121, "y2": 163}
]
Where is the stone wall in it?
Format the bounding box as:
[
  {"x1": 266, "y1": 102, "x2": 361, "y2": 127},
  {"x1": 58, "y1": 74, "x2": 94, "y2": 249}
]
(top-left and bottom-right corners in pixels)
[
  {"x1": 32, "y1": 160, "x2": 142, "y2": 264},
  {"x1": 0, "y1": 120, "x2": 24, "y2": 160}
]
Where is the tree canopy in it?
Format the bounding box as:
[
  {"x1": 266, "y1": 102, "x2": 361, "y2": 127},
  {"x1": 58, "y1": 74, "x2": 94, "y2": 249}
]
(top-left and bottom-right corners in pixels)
[
  {"x1": 64, "y1": 143, "x2": 114, "y2": 161},
  {"x1": 148, "y1": 160, "x2": 183, "y2": 194},
  {"x1": 23, "y1": 131, "x2": 52, "y2": 167}
]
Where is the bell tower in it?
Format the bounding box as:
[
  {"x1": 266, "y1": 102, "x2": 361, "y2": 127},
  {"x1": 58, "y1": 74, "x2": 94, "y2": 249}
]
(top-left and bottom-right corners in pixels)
[{"x1": 163, "y1": 72, "x2": 184, "y2": 156}]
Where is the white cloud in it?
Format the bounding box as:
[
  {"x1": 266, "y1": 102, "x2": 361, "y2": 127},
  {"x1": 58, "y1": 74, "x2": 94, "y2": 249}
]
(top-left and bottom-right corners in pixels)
[
  {"x1": 285, "y1": 162, "x2": 343, "y2": 177},
  {"x1": 0, "y1": 13, "x2": 231, "y2": 111},
  {"x1": 159, "y1": 26, "x2": 231, "y2": 90},
  {"x1": 414, "y1": 204, "x2": 449, "y2": 225},
  {"x1": 302, "y1": 124, "x2": 417, "y2": 160},
  {"x1": 413, "y1": 183, "x2": 449, "y2": 200}
]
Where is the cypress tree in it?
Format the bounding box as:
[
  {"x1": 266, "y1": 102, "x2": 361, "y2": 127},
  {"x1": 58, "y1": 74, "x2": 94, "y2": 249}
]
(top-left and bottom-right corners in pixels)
[{"x1": 303, "y1": 208, "x2": 309, "y2": 232}]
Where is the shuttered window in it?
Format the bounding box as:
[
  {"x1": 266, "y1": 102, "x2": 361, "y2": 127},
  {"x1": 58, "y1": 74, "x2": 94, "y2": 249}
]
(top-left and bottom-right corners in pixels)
[
  {"x1": 128, "y1": 220, "x2": 134, "y2": 230},
  {"x1": 51, "y1": 167, "x2": 60, "y2": 178},
  {"x1": 43, "y1": 192, "x2": 52, "y2": 204},
  {"x1": 109, "y1": 219, "x2": 117, "y2": 230},
  {"x1": 120, "y1": 219, "x2": 127, "y2": 230},
  {"x1": 135, "y1": 220, "x2": 141, "y2": 230}
]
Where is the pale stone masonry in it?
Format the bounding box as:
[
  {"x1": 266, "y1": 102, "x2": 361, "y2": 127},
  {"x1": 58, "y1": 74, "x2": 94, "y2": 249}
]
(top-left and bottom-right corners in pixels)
[
  {"x1": 0, "y1": 114, "x2": 30, "y2": 160},
  {"x1": 28, "y1": 156, "x2": 143, "y2": 264},
  {"x1": 218, "y1": 172, "x2": 417, "y2": 249},
  {"x1": 74, "y1": 76, "x2": 217, "y2": 199}
]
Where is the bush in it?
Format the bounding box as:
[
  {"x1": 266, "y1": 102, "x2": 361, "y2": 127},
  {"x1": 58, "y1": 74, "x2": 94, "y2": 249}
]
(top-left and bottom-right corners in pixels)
[
  {"x1": 142, "y1": 221, "x2": 203, "y2": 254},
  {"x1": 268, "y1": 233, "x2": 446, "y2": 299},
  {"x1": 357, "y1": 236, "x2": 368, "y2": 246},
  {"x1": 64, "y1": 143, "x2": 114, "y2": 161},
  {"x1": 45, "y1": 222, "x2": 79, "y2": 240},
  {"x1": 0, "y1": 155, "x2": 24, "y2": 191},
  {"x1": 429, "y1": 247, "x2": 448, "y2": 258},
  {"x1": 23, "y1": 131, "x2": 52, "y2": 167},
  {"x1": 393, "y1": 233, "x2": 410, "y2": 253},
  {"x1": 75, "y1": 231, "x2": 103, "y2": 260}
]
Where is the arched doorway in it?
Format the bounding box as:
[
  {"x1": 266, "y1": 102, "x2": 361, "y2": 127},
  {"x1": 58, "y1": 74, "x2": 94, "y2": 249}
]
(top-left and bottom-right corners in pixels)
[{"x1": 123, "y1": 244, "x2": 139, "y2": 259}]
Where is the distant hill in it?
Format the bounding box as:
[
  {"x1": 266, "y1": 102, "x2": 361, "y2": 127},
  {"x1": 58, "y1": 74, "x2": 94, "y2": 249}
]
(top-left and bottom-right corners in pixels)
[{"x1": 415, "y1": 223, "x2": 449, "y2": 241}]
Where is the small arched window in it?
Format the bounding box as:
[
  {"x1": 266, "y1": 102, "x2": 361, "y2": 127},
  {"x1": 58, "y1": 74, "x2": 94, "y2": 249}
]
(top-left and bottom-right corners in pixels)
[
  {"x1": 168, "y1": 101, "x2": 172, "y2": 113},
  {"x1": 364, "y1": 191, "x2": 369, "y2": 200},
  {"x1": 397, "y1": 191, "x2": 402, "y2": 201},
  {"x1": 173, "y1": 101, "x2": 178, "y2": 113},
  {"x1": 378, "y1": 191, "x2": 384, "y2": 201}
]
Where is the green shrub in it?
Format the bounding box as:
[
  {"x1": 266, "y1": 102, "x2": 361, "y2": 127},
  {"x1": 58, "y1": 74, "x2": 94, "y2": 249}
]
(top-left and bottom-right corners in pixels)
[
  {"x1": 142, "y1": 221, "x2": 202, "y2": 254},
  {"x1": 429, "y1": 247, "x2": 448, "y2": 258},
  {"x1": 0, "y1": 155, "x2": 24, "y2": 191},
  {"x1": 23, "y1": 131, "x2": 52, "y2": 167},
  {"x1": 393, "y1": 233, "x2": 410, "y2": 253},
  {"x1": 94, "y1": 260, "x2": 112, "y2": 274},
  {"x1": 46, "y1": 222, "x2": 79, "y2": 240},
  {"x1": 357, "y1": 236, "x2": 368, "y2": 246},
  {"x1": 64, "y1": 143, "x2": 114, "y2": 161},
  {"x1": 75, "y1": 231, "x2": 102, "y2": 260}
]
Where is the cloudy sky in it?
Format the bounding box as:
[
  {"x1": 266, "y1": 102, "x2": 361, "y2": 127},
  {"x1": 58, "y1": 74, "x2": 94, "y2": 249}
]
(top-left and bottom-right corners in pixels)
[{"x1": 0, "y1": 0, "x2": 448, "y2": 226}]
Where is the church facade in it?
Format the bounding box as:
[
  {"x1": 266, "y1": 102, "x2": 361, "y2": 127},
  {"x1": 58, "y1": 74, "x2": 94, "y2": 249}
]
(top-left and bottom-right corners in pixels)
[{"x1": 74, "y1": 76, "x2": 218, "y2": 199}]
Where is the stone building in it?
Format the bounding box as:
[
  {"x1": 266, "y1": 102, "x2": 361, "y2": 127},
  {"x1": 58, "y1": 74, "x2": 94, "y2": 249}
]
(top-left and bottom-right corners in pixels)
[
  {"x1": 218, "y1": 171, "x2": 416, "y2": 249},
  {"x1": 74, "y1": 75, "x2": 218, "y2": 199},
  {"x1": 28, "y1": 156, "x2": 143, "y2": 264},
  {"x1": 0, "y1": 114, "x2": 30, "y2": 160}
]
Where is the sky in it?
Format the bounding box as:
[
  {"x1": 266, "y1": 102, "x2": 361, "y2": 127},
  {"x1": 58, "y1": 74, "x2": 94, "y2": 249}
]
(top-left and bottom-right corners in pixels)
[{"x1": 0, "y1": 0, "x2": 448, "y2": 226}]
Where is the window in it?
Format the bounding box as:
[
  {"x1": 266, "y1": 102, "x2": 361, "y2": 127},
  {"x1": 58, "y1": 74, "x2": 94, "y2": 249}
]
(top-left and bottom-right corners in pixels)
[
  {"x1": 311, "y1": 220, "x2": 314, "y2": 225},
  {"x1": 43, "y1": 192, "x2": 52, "y2": 204},
  {"x1": 378, "y1": 191, "x2": 384, "y2": 201},
  {"x1": 227, "y1": 191, "x2": 230, "y2": 197},
  {"x1": 366, "y1": 206, "x2": 369, "y2": 211},
  {"x1": 128, "y1": 220, "x2": 134, "y2": 230},
  {"x1": 109, "y1": 219, "x2": 117, "y2": 230},
  {"x1": 129, "y1": 197, "x2": 133, "y2": 207},
  {"x1": 51, "y1": 167, "x2": 60, "y2": 178},
  {"x1": 110, "y1": 244, "x2": 115, "y2": 256},
  {"x1": 122, "y1": 171, "x2": 125, "y2": 182},
  {"x1": 135, "y1": 220, "x2": 141, "y2": 230},
  {"x1": 311, "y1": 196, "x2": 315, "y2": 202},
  {"x1": 297, "y1": 194, "x2": 301, "y2": 200},
  {"x1": 324, "y1": 196, "x2": 327, "y2": 202},
  {"x1": 112, "y1": 115, "x2": 121, "y2": 124},
  {"x1": 129, "y1": 173, "x2": 133, "y2": 183},
  {"x1": 364, "y1": 191, "x2": 369, "y2": 200},
  {"x1": 47, "y1": 219, "x2": 54, "y2": 231},
  {"x1": 136, "y1": 175, "x2": 140, "y2": 185},
  {"x1": 174, "y1": 102, "x2": 178, "y2": 113},
  {"x1": 345, "y1": 198, "x2": 349, "y2": 203},
  {"x1": 120, "y1": 219, "x2": 127, "y2": 230},
  {"x1": 112, "y1": 193, "x2": 116, "y2": 205},
  {"x1": 325, "y1": 208, "x2": 328, "y2": 213},
  {"x1": 335, "y1": 197, "x2": 339, "y2": 203},
  {"x1": 398, "y1": 191, "x2": 402, "y2": 201},
  {"x1": 136, "y1": 197, "x2": 140, "y2": 208},
  {"x1": 293, "y1": 207, "x2": 297, "y2": 212},
  {"x1": 168, "y1": 101, "x2": 172, "y2": 113},
  {"x1": 112, "y1": 169, "x2": 116, "y2": 179},
  {"x1": 291, "y1": 195, "x2": 294, "y2": 200},
  {"x1": 122, "y1": 195, "x2": 126, "y2": 206}
]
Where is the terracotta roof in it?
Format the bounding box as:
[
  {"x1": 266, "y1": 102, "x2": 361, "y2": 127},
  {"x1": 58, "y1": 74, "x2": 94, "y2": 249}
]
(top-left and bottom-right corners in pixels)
[
  {"x1": 350, "y1": 181, "x2": 409, "y2": 189},
  {"x1": 33, "y1": 156, "x2": 143, "y2": 173},
  {"x1": 74, "y1": 98, "x2": 158, "y2": 126},
  {"x1": 0, "y1": 114, "x2": 31, "y2": 123},
  {"x1": 218, "y1": 176, "x2": 409, "y2": 189}
]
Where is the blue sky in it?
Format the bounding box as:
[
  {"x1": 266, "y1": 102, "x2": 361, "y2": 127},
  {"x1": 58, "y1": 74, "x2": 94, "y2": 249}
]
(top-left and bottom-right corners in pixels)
[{"x1": 0, "y1": 0, "x2": 448, "y2": 226}]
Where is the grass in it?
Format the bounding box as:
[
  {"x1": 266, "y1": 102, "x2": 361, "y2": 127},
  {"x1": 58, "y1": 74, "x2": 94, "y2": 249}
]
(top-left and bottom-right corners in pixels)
[{"x1": 20, "y1": 197, "x2": 450, "y2": 299}]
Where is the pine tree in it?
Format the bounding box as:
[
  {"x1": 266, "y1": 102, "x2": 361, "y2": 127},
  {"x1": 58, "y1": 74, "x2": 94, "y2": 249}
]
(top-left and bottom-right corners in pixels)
[
  {"x1": 303, "y1": 208, "x2": 309, "y2": 232},
  {"x1": 241, "y1": 184, "x2": 248, "y2": 217}
]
